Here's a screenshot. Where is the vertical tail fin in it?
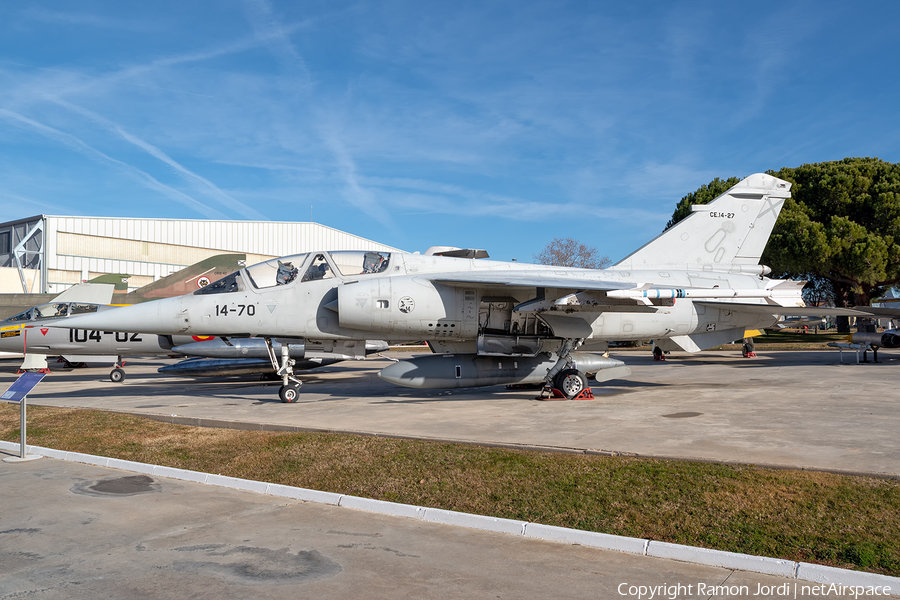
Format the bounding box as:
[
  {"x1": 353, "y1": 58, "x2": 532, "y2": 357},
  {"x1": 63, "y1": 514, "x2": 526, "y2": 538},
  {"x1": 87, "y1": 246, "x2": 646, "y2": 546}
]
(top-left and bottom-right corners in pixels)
[
  {"x1": 124, "y1": 253, "x2": 247, "y2": 303},
  {"x1": 613, "y1": 173, "x2": 791, "y2": 270}
]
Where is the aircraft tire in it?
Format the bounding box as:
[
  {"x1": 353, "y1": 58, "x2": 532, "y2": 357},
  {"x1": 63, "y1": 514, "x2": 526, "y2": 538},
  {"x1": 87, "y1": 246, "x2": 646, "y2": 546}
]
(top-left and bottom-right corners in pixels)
[
  {"x1": 110, "y1": 368, "x2": 126, "y2": 383},
  {"x1": 554, "y1": 369, "x2": 587, "y2": 399},
  {"x1": 279, "y1": 384, "x2": 300, "y2": 403}
]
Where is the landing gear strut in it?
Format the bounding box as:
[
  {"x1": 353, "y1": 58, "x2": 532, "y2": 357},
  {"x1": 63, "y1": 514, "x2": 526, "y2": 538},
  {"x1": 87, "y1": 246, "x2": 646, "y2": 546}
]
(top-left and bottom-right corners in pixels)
[
  {"x1": 265, "y1": 338, "x2": 302, "y2": 403},
  {"x1": 542, "y1": 338, "x2": 590, "y2": 399}
]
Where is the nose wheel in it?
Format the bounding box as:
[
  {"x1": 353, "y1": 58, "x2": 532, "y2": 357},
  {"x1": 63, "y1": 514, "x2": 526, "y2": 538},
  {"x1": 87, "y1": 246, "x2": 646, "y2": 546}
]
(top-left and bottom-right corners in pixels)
[{"x1": 279, "y1": 383, "x2": 301, "y2": 403}]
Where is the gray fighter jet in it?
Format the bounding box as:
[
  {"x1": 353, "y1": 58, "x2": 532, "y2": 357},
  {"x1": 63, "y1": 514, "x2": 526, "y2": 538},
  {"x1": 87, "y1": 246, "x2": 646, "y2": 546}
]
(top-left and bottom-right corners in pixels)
[
  {"x1": 63, "y1": 173, "x2": 865, "y2": 402},
  {"x1": 0, "y1": 302, "x2": 387, "y2": 381}
]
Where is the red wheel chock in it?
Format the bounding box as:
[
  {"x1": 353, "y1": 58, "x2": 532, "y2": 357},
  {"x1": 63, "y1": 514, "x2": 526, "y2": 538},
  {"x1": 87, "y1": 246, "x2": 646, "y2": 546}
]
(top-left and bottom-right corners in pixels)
[{"x1": 537, "y1": 387, "x2": 595, "y2": 401}]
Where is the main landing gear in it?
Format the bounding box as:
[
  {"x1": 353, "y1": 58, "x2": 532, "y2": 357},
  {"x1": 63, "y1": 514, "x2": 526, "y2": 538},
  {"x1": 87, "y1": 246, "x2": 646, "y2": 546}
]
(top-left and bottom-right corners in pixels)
[
  {"x1": 554, "y1": 368, "x2": 588, "y2": 397},
  {"x1": 540, "y1": 338, "x2": 593, "y2": 400},
  {"x1": 264, "y1": 338, "x2": 303, "y2": 403}
]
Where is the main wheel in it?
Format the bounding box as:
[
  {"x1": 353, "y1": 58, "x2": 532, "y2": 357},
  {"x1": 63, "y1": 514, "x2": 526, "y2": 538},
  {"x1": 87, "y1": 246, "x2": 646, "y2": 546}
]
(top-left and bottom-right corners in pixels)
[
  {"x1": 554, "y1": 369, "x2": 587, "y2": 399},
  {"x1": 279, "y1": 384, "x2": 300, "y2": 403},
  {"x1": 110, "y1": 368, "x2": 126, "y2": 383}
]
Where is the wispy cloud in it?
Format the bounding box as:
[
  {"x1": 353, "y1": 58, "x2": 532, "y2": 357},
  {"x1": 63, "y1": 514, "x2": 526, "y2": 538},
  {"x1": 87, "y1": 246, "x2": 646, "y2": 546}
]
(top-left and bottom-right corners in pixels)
[
  {"x1": 240, "y1": 0, "x2": 398, "y2": 231},
  {"x1": 19, "y1": 7, "x2": 162, "y2": 32},
  {"x1": 0, "y1": 187, "x2": 65, "y2": 214},
  {"x1": 0, "y1": 1, "x2": 896, "y2": 260},
  {"x1": 363, "y1": 176, "x2": 667, "y2": 224},
  {"x1": 52, "y1": 99, "x2": 268, "y2": 219},
  {"x1": 0, "y1": 108, "x2": 225, "y2": 218}
]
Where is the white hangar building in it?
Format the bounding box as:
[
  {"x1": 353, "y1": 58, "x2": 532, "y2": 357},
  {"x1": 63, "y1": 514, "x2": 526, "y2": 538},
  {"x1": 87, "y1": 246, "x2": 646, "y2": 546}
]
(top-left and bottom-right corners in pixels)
[{"x1": 0, "y1": 214, "x2": 400, "y2": 294}]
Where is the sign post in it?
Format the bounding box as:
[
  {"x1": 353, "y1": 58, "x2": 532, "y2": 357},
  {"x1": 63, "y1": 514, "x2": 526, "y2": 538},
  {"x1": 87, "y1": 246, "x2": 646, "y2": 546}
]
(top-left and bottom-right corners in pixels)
[{"x1": 2, "y1": 372, "x2": 46, "y2": 462}]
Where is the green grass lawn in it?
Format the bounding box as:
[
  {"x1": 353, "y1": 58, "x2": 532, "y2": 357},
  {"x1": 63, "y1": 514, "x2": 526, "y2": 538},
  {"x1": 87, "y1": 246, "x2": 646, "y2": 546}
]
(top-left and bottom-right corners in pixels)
[{"x1": 3, "y1": 404, "x2": 898, "y2": 577}]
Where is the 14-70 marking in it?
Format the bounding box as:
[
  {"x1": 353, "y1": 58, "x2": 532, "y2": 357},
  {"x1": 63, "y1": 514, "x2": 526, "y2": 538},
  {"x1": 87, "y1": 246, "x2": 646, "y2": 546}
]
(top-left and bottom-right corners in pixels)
[{"x1": 216, "y1": 304, "x2": 256, "y2": 316}]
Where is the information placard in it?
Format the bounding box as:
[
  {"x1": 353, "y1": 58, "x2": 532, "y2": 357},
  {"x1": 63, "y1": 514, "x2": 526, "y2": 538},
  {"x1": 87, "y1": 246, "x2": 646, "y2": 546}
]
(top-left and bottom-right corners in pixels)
[{"x1": 1, "y1": 372, "x2": 46, "y2": 403}]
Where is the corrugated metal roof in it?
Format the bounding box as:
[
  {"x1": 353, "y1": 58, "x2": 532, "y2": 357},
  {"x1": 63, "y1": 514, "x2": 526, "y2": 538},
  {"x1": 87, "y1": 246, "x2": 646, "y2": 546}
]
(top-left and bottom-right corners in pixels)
[
  {"x1": 34, "y1": 215, "x2": 400, "y2": 255},
  {"x1": 1, "y1": 215, "x2": 402, "y2": 293}
]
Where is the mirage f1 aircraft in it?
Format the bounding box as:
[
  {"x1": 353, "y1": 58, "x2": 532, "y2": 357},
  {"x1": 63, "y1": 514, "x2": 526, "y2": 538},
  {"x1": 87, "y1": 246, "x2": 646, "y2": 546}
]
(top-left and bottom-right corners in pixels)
[
  {"x1": 63, "y1": 173, "x2": 854, "y2": 402},
  {"x1": 0, "y1": 299, "x2": 384, "y2": 381}
]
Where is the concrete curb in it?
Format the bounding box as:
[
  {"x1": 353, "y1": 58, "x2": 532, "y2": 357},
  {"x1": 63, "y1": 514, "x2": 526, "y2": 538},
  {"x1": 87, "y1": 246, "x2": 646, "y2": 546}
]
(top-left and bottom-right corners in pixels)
[
  {"x1": 3, "y1": 439, "x2": 899, "y2": 594},
  {"x1": 525, "y1": 522, "x2": 648, "y2": 555},
  {"x1": 647, "y1": 541, "x2": 795, "y2": 578}
]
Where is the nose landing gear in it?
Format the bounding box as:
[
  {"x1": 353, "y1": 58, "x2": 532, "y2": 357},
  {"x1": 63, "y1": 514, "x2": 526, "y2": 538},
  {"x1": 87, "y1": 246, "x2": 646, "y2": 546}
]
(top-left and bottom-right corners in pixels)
[{"x1": 265, "y1": 338, "x2": 303, "y2": 403}]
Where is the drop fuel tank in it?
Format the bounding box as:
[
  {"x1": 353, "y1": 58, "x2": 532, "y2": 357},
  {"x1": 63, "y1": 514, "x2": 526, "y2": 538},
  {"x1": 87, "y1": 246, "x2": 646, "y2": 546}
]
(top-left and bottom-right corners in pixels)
[{"x1": 378, "y1": 352, "x2": 630, "y2": 389}]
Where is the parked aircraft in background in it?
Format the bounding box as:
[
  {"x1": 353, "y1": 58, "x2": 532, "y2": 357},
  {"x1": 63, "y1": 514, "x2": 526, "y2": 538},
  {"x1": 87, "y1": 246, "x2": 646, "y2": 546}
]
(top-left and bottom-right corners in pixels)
[
  {"x1": 62, "y1": 173, "x2": 880, "y2": 403},
  {"x1": 159, "y1": 339, "x2": 389, "y2": 378},
  {"x1": 850, "y1": 328, "x2": 900, "y2": 351},
  {"x1": 0, "y1": 254, "x2": 245, "y2": 375},
  {"x1": 0, "y1": 274, "x2": 124, "y2": 320},
  {"x1": 0, "y1": 253, "x2": 246, "y2": 320},
  {"x1": 111, "y1": 253, "x2": 248, "y2": 305}
]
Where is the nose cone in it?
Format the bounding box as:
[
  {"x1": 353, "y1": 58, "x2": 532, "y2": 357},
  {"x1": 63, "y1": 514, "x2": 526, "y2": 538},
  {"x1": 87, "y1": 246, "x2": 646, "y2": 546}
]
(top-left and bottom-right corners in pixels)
[{"x1": 63, "y1": 296, "x2": 189, "y2": 335}]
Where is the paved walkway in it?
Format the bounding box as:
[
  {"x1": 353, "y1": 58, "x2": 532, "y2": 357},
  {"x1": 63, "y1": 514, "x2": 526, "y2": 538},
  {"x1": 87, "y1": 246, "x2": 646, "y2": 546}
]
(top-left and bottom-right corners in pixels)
[{"x1": 3, "y1": 453, "x2": 894, "y2": 599}]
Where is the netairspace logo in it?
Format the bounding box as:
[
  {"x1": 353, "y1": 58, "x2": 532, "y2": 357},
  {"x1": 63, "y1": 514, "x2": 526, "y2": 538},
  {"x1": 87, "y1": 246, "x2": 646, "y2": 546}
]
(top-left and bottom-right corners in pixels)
[{"x1": 616, "y1": 582, "x2": 892, "y2": 599}]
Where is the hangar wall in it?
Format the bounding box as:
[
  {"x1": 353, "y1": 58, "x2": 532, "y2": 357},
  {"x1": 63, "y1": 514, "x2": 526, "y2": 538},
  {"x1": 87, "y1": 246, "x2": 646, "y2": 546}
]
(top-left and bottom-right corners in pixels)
[{"x1": 0, "y1": 215, "x2": 400, "y2": 294}]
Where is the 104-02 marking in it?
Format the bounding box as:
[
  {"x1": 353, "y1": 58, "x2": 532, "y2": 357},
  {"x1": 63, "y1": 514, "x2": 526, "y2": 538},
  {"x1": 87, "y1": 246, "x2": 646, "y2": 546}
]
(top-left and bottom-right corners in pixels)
[
  {"x1": 216, "y1": 304, "x2": 256, "y2": 316},
  {"x1": 68, "y1": 330, "x2": 143, "y2": 343}
]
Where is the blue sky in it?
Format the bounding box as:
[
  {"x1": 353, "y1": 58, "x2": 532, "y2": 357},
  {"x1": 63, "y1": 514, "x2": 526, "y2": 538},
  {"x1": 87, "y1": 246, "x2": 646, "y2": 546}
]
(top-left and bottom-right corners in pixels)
[{"x1": 1, "y1": 1, "x2": 898, "y2": 263}]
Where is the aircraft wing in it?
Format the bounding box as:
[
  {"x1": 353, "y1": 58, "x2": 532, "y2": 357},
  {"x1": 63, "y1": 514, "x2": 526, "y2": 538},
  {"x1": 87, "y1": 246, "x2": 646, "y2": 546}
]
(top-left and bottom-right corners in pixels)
[
  {"x1": 694, "y1": 301, "x2": 875, "y2": 317},
  {"x1": 858, "y1": 306, "x2": 900, "y2": 319},
  {"x1": 428, "y1": 272, "x2": 635, "y2": 291}
]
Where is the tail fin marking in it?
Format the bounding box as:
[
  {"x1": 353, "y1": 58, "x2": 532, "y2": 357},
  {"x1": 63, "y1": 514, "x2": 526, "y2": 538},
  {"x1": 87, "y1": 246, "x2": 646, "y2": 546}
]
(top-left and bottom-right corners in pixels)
[{"x1": 613, "y1": 173, "x2": 791, "y2": 270}]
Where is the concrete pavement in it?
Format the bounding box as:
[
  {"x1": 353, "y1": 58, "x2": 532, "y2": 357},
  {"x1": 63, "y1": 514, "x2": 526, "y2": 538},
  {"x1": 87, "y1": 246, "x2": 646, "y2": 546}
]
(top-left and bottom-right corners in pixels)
[
  {"x1": 3, "y1": 451, "x2": 895, "y2": 599},
  {"x1": 4, "y1": 348, "x2": 898, "y2": 477}
]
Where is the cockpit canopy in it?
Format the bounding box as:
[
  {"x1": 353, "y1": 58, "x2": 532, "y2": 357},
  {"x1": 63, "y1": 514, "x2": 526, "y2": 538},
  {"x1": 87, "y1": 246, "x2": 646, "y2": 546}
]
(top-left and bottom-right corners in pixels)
[
  {"x1": 5, "y1": 302, "x2": 100, "y2": 323},
  {"x1": 196, "y1": 251, "x2": 392, "y2": 295}
]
